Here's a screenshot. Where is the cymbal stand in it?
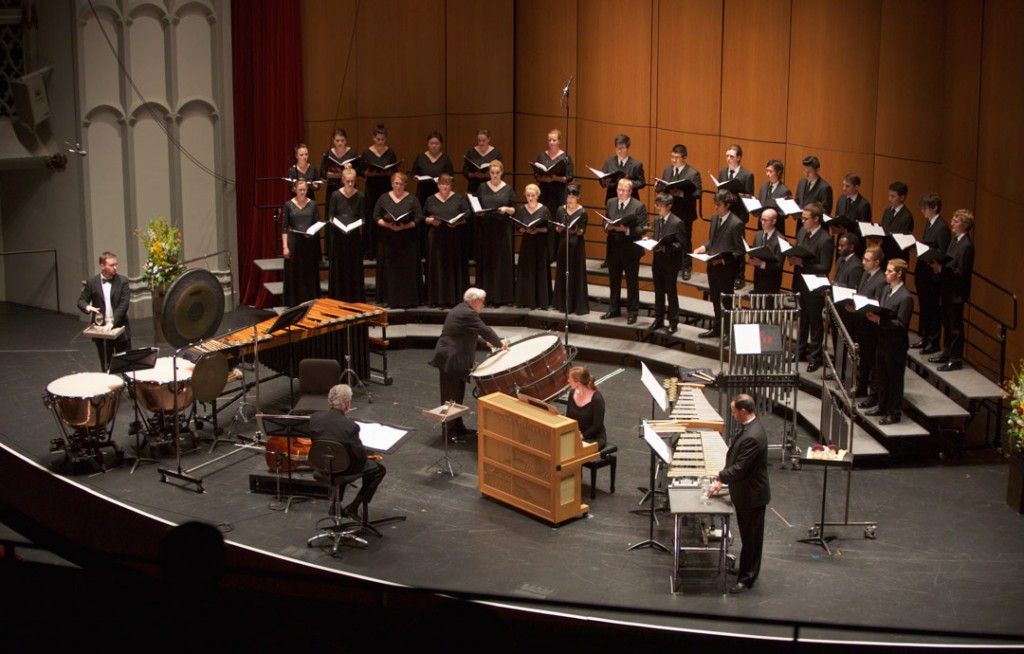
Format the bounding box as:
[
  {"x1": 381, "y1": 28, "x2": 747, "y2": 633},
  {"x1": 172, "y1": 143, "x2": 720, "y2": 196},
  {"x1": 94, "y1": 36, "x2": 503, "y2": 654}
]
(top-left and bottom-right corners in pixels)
[{"x1": 340, "y1": 323, "x2": 372, "y2": 403}]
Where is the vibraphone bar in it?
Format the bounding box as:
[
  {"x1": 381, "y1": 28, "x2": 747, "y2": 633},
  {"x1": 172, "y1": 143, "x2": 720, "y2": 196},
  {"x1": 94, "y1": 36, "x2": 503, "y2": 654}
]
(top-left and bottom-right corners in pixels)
[{"x1": 666, "y1": 383, "x2": 725, "y2": 432}]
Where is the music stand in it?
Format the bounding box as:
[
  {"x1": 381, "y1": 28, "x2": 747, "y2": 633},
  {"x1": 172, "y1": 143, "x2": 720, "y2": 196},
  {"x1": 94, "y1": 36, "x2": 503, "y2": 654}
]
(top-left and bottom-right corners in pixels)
[
  {"x1": 109, "y1": 347, "x2": 159, "y2": 473},
  {"x1": 423, "y1": 402, "x2": 469, "y2": 477},
  {"x1": 629, "y1": 421, "x2": 672, "y2": 553},
  {"x1": 267, "y1": 300, "x2": 316, "y2": 405},
  {"x1": 258, "y1": 413, "x2": 312, "y2": 512}
]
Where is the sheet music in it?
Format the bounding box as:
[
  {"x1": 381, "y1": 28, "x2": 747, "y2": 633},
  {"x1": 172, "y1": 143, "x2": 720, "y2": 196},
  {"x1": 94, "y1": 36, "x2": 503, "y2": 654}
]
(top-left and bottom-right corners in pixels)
[
  {"x1": 640, "y1": 361, "x2": 668, "y2": 412},
  {"x1": 775, "y1": 197, "x2": 801, "y2": 215},
  {"x1": 643, "y1": 422, "x2": 673, "y2": 464},
  {"x1": 355, "y1": 421, "x2": 408, "y2": 453},
  {"x1": 732, "y1": 324, "x2": 762, "y2": 355}
]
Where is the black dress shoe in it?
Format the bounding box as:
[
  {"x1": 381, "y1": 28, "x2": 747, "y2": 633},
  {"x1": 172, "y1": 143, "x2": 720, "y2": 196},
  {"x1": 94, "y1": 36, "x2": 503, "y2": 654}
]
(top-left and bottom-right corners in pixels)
[
  {"x1": 600, "y1": 310, "x2": 621, "y2": 320},
  {"x1": 733, "y1": 278, "x2": 745, "y2": 290},
  {"x1": 681, "y1": 270, "x2": 692, "y2": 281},
  {"x1": 647, "y1": 321, "x2": 664, "y2": 332},
  {"x1": 857, "y1": 397, "x2": 878, "y2": 409},
  {"x1": 729, "y1": 582, "x2": 752, "y2": 594},
  {"x1": 667, "y1": 324, "x2": 678, "y2": 334},
  {"x1": 937, "y1": 361, "x2": 962, "y2": 372},
  {"x1": 920, "y1": 346, "x2": 939, "y2": 355},
  {"x1": 599, "y1": 260, "x2": 608, "y2": 268},
  {"x1": 698, "y1": 329, "x2": 720, "y2": 339},
  {"x1": 626, "y1": 314, "x2": 638, "y2": 325},
  {"x1": 910, "y1": 340, "x2": 926, "y2": 349},
  {"x1": 880, "y1": 415, "x2": 901, "y2": 425},
  {"x1": 928, "y1": 354, "x2": 950, "y2": 364},
  {"x1": 864, "y1": 408, "x2": 884, "y2": 417},
  {"x1": 806, "y1": 362, "x2": 821, "y2": 373}
]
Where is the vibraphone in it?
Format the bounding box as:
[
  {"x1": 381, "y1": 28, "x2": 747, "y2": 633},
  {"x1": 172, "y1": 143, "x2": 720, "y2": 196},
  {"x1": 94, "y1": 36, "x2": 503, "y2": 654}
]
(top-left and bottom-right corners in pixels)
[
  {"x1": 185, "y1": 299, "x2": 388, "y2": 382},
  {"x1": 666, "y1": 383, "x2": 725, "y2": 432},
  {"x1": 666, "y1": 429, "x2": 728, "y2": 486}
]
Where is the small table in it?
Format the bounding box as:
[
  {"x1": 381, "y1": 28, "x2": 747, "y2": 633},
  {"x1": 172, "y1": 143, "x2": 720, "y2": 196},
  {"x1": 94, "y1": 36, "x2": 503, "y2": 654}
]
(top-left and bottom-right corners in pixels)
[
  {"x1": 422, "y1": 403, "x2": 469, "y2": 477},
  {"x1": 798, "y1": 453, "x2": 876, "y2": 555},
  {"x1": 668, "y1": 487, "x2": 736, "y2": 594}
]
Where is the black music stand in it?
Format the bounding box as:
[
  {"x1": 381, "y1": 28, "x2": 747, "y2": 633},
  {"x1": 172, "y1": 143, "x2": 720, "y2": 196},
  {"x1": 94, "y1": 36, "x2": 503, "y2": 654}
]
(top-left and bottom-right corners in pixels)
[
  {"x1": 629, "y1": 421, "x2": 671, "y2": 553},
  {"x1": 268, "y1": 300, "x2": 316, "y2": 406},
  {"x1": 259, "y1": 413, "x2": 312, "y2": 513},
  {"x1": 110, "y1": 347, "x2": 159, "y2": 473}
]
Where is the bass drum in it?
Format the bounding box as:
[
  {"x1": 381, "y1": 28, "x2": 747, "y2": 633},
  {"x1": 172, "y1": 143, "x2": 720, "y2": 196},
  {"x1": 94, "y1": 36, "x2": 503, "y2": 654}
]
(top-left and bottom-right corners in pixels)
[{"x1": 470, "y1": 333, "x2": 570, "y2": 402}]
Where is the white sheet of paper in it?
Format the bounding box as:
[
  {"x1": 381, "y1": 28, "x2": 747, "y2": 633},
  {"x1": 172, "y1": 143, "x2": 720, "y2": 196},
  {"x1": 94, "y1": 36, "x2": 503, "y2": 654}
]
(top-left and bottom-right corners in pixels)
[
  {"x1": 468, "y1": 194, "x2": 484, "y2": 213},
  {"x1": 741, "y1": 196, "x2": 762, "y2": 212},
  {"x1": 635, "y1": 238, "x2": 658, "y2": 251},
  {"x1": 689, "y1": 251, "x2": 713, "y2": 262},
  {"x1": 801, "y1": 274, "x2": 832, "y2": 291},
  {"x1": 832, "y1": 286, "x2": 857, "y2": 303},
  {"x1": 305, "y1": 221, "x2": 326, "y2": 236},
  {"x1": 776, "y1": 197, "x2": 801, "y2": 215},
  {"x1": 643, "y1": 422, "x2": 674, "y2": 465},
  {"x1": 732, "y1": 323, "x2": 762, "y2": 355},
  {"x1": 914, "y1": 241, "x2": 931, "y2": 256},
  {"x1": 332, "y1": 217, "x2": 363, "y2": 233},
  {"x1": 354, "y1": 421, "x2": 408, "y2": 453},
  {"x1": 892, "y1": 233, "x2": 916, "y2": 250},
  {"x1": 776, "y1": 237, "x2": 793, "y2": 253},
  {"x1": 858, "y1": 222, "x2": 885, "y2": 237},
  {"x1": 853, "y1": 294, "x2": 880, "y2": 311},
  {"x1": 640, "y1": 361, "x2": 668, "y2": 413}
]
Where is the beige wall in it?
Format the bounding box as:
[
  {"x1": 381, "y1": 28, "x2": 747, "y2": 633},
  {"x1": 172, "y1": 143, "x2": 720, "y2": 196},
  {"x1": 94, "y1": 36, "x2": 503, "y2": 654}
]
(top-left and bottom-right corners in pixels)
[{"x1": 301, "y1": 0, "x2": 1023, "y2": 375}]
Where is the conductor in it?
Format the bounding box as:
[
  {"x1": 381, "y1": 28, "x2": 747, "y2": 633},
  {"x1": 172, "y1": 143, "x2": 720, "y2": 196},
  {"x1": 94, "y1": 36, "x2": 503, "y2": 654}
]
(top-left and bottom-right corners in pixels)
[{"x1": 429, "y1": 287, "x2": 506, "y2": 437}]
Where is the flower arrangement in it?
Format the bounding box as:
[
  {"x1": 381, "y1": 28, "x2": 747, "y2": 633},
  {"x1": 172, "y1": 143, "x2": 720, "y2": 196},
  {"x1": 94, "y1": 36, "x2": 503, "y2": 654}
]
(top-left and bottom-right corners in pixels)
[
  {"x1": 1005, "y1": 360, "x2": 1024, "y2": 456},
  {"x1": 135, "y1": 217, "x2": 186, "y2": 289}
]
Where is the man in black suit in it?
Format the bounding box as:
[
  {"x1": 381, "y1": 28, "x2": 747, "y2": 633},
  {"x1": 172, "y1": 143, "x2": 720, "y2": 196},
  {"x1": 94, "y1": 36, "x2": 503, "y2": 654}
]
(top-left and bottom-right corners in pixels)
[
  {"x1": 756, "y1": 159, "x2": 792, "y2": 237},
  {"x1": 794, "y1": 155, "x2": 833, "y2": 215},
  {"x1": 748, "y1": 208, "x2": 784, "y2": 294},
  {"x1": 789, "y1": 203, "x2": 834, "y2": 372},
  {"x1": 866, "y1": 259, "x2": 915, "y2": 424},
  {"x1": 880, "y1": 181, "x2": 914, "y2": 263},
  {"x1": 429, "y1": 287, "x2": 505, "y2": 436},
  {"x1": 851, "y1": 247, "x2": 888, "y2": 404},
  {"x1": 648, "y1": 193, "x2": 684, "y2": 333},
  {"x1": 308, "y1": 384, "x2": 387, "y2": 518},
  {"x1": 832, "y1": 233, "x2": 864, "y2": 289},
  {"x1": 913, "y1": 193, "x2": 951, "y2": 354},
  {"x1": 600, "y1": 133, "x2": 645, "y2": 201},
  {"x1": 708, "y1": 393, "x2": 770, "y2": 595},
  {"x1": 835, "y1": 173, "x2": 872, "y2": 224},
  {"x1": 694, "y1": 190, "x2": 745, "y2": 338},
  {"x1": 601, "y1": 178, "x2": 649, "y2": 324},
  {"x1": 719, "y1": 144, "x2": 755, "y2": 290},
  {"x1": 929, "y1": 210, "x2": 975, "y2": 372},
  {"x1": 658, "y1": 144, "x2": 701, "y2": 280},
  {"x1": 77, "y1": 251, "x2": 132, "y2": 371}
]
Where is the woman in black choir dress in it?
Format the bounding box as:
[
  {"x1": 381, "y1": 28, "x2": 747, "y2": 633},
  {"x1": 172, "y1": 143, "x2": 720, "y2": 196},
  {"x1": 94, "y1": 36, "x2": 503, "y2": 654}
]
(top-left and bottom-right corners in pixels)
[
  {"x1": 326, "y1": 164, "x2": 365, "y2": 302},
  {"x1": 281, "y1": 179, "x2": 322, "y2": 307},
  {"x1": 373, "y1": 172, "x2": 422, "y2": 308},
  {"x1": 321, "y1": 129, "x2": 360, "y2": 204},
  {"x1": 514, "y1": 183, "x2": 551, "y2": 308},
  {"x1": 473, "y1": 159, "x2": 516, "y2": 306},
  {"x1": 534, "y1": 128, "x2": 574, "y2": 262},
  {"x1": 554, "y1": 183, "x2": 590, "y2": 316},
  {"x1": 412, "y1": 132, "x2": 455, "y2": 269},
  {"x1": 287, "y1": 143, "x2": 321, "y2": 202},
  {"x1": 462, "y1": 128, "x2": 503, "y2": 269},
  {"x1": 757, "y1": 159, "x2": 792, "y2": 236},
  {"x1": 361, "y1": 123, "x2": 398, "y2": 260},
  {"x1": 423, "y1": 173, "x2": 470, "y2": 307},
  {"x1": 565, "y1": 366, "x2": 607, "y2": 450}
]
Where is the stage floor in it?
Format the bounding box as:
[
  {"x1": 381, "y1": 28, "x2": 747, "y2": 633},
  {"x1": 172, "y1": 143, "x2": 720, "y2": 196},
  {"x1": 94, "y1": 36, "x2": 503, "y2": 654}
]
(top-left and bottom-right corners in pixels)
[{"x1": 2, "y1": 302, "x2": 1022, "y2": 643}]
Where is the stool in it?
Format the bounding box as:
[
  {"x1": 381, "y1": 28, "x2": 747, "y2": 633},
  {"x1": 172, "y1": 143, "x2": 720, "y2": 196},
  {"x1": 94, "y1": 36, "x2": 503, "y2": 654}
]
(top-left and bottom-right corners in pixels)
[{"x1": 582, "y1": 445, "x2": 618, "y2": 499}]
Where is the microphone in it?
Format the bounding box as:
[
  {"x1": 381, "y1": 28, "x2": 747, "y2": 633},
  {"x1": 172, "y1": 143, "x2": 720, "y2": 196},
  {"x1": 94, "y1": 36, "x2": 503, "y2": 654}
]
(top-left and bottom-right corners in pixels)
[{"x1": 561, "y1": 75, "x2": 574, "y2": 97}]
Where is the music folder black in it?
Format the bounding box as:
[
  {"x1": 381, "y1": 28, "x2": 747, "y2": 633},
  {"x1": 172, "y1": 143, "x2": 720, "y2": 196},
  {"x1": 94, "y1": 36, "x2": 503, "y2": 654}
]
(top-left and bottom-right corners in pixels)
[
  {"x1": 916, "y1": 248, "x2": 952, "y2": 265},
  {"x1": 784, "y1": 245, "x2": 817, "y2": 262},
  {"x1": 746, "y1": 244, "x2": 780, "y2": 262},
  {"x1": 654, "y1": 177, "x2": 697, "y2": 194},
  {"x1": 532, "y1": 158, "x2": 567, "y2": 177},
  {"x1": 364, "y1": 159, "x2": 403, "y2": 174}
]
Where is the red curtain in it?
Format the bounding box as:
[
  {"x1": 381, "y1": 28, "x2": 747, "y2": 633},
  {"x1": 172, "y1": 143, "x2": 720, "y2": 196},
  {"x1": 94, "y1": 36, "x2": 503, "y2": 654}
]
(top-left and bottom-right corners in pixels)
[{"x1": 232, "y1": 0, "x2": 306, "y2": 308}]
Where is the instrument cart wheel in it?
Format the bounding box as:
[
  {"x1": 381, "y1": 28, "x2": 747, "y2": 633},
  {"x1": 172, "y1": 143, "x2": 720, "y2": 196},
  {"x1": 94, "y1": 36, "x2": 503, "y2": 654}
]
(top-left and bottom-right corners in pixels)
[{"x1": 864, "y1": 526, "x2": 877, "y2": 539}]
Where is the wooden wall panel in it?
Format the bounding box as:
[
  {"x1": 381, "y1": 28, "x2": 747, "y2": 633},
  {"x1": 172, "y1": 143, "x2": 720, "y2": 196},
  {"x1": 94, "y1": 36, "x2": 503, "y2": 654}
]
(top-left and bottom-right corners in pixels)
[
  {"x1": 940, "y1": 0, "x2": 982, "y2": 181},
  {"x1": 655, "y1": 0, "x2": 723, "y2": 136},
  {"x1": 786, "y1": 0, "x2": 881, "y2": 153},
  {"x1": 448, "y1": 0, "x2": 513, "y2": 114},
  {"x1": 870, "y1": 156, "x2": 942, "y2": 232},
  {"x1": 515, "y1": 0, "x2": 577, "y2": 119},
  {"x1": 977, "y1": 0, "x2": 1024, "y2": 187},
  {"x1": 576, "y1": 0, "x2": 653, "y2": 127},
  {"x1": 720, "y1": 0, "x2": 790, "y2": 143},
  {"x1": 354, "y1": 2, "x2": 445, "y2": 118},
  {"x1": 446, "y1": 113, "x2": 515, "y2": 193},
  {"x1": 874, "y1": 0, "x2": 945, "y2": 161},
  {"x1": 301, "y1": 0, "x2": 359, "y2": 125}
]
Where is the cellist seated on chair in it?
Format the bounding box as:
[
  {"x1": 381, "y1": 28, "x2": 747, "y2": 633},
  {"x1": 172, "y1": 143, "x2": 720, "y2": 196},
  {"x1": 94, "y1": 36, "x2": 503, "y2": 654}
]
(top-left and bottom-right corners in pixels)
[{"x1": 308, "y1": 384, "x2": 386, "y2": 519}]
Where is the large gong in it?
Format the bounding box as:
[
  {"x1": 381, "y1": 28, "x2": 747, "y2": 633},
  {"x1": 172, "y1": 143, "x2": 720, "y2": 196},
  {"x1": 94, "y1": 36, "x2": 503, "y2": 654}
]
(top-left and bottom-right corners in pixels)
[{"x1": 161, "y1": 268, "x2": 225, "y2": 348}]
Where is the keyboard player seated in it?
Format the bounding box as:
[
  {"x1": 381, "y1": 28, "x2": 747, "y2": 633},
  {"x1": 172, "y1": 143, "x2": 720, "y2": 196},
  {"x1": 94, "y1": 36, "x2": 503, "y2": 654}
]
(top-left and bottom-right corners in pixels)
[{"x1": 564, "y1": 366, "x2": 606, "y2": 450}]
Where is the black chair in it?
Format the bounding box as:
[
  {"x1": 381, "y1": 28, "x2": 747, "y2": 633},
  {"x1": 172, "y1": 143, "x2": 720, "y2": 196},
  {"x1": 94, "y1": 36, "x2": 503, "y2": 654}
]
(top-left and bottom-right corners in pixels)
[
  {"x1": 306, "y1": 440, "x2": 368, "y2": 554},
  {"x1": 582, "y1": 444, "x2": 618, "y2": 499},
  {"x1": 291, "y1": 358, "x2": 341, "y2": 415}
]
